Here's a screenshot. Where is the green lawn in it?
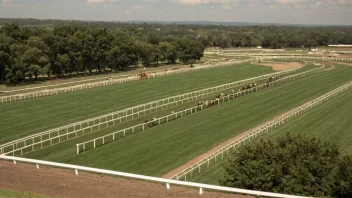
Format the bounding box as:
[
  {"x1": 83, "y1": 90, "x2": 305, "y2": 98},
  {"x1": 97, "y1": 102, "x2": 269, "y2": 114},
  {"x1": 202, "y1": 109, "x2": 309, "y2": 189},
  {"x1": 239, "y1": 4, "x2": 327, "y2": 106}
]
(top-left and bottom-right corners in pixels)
[
  {"x1": 0, "y1": 63, "x2": 274, "y2": 145},
  {"x1": 23, "y1": 63, "x2": 317, "y2": 160},
  {"x1": 0, "y1": 189, "x2": 49, "y2": 198},
  {"x1": 190, "y1": 68, "x2": 352, "y2": 186},
  {"x1": 25, "y1": 64, "x2": 352, "y2": 178},
  {"x1": 261, "y1": 88, "x2": 352, "y2": 152}
]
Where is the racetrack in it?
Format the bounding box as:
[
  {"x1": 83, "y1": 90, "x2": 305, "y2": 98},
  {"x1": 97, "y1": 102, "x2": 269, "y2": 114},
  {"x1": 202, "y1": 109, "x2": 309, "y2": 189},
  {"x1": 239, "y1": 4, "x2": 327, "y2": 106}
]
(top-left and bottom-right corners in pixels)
[
  {"x1": 0, "y1": 63, "x2": 274, "y2": 145},
  {"x1": 188, "y1": 80, "x2": 352, "y2": 185},
  {"x1": 23, "y1": 64, "x2": 352, "y2": 177}
]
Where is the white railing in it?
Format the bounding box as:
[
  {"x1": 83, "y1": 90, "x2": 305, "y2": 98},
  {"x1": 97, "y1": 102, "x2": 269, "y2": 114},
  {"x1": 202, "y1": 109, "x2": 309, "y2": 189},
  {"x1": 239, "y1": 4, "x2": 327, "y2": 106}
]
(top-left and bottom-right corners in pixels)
[
  {"x1": 224, "y1": 53, "x2": 352, "y2": 63},
  {"x1": 1, "y1": 56, "x2": 350, "y2": 104},
  {"x1": 0, "y1": 59, "x2": 251, "y2": 104},
  {"x1": 257, "y1": 56, "x2": 352, "y2": 63},
  {"x1": 0, "y1": 64, "x2": 305, "y2": 156},
  {"x1": 76, "y1": 66, "x2": 324, "y2": 154},
  {"x1": 0, "y1": 155, "x2": 310, "y2": 198},
  {"x1": 170, "y1": 80, "x2": 352, "y2": 181}
]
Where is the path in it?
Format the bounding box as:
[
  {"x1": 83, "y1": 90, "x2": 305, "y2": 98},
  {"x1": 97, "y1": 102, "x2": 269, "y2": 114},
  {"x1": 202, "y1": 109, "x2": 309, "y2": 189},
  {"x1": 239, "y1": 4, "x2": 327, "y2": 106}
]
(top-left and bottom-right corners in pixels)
[
  {"x1": 324, "y1": 64, "x2": 335, "y2": 71},
  {"x1": 257, "y1": 62, "x2": 303, "y2": 71},
  {"x1": 0, "y1": 161, "x2": 251, "y2": 198}
]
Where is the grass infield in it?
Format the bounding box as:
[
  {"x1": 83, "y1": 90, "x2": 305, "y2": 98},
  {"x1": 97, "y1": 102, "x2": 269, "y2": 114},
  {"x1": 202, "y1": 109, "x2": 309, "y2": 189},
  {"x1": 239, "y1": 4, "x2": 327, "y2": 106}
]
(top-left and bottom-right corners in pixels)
[
  {"x1": 0, "y1": 63, "x2": 274, "y2": 145},
  {"x1": 24, "y1": 64, "x2": 352, "y2": 178}
]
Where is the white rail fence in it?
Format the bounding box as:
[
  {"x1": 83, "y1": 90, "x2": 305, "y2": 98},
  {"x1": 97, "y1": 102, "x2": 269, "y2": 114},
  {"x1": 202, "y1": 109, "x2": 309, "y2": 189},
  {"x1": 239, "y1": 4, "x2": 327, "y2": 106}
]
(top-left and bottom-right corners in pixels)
[
  {"x1": 76, "y1": 66, "x2": 324, "y2": 154},
  {"x1": 224, "y1": 53, "x2": 352, "y2": 63},
  {"x1": 0, "y1": 59, "x2": 250, "y2": 104},
  {"x1": 0, "y1": 65, "x2": 304, "y2": 156},
  {"x1": 1, "y1": 56, "x2": 350, "y2": 104},
  {"x1": 170, "y1": 81, "x2": 352, "y2": 181},
  {"x1": 0, "y1": 156, "x2": 309, "y2": 198},
  {"x1": 257, "y1": 55, "x2": 352, "y2": 63}
]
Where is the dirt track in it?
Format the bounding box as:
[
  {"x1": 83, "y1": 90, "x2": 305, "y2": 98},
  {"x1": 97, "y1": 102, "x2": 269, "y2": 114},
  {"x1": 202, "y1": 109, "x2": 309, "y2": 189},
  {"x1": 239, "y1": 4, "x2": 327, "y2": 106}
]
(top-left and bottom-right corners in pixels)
[
  {"x1": 257, "y1": 62, "x2": 303, "y2": 71},
  {"x1": 0, "y1": 160, "x2": 251, "y2": 198},
  {"x1": 324, "y1": 64, "x2": 335, "y2": 71}
]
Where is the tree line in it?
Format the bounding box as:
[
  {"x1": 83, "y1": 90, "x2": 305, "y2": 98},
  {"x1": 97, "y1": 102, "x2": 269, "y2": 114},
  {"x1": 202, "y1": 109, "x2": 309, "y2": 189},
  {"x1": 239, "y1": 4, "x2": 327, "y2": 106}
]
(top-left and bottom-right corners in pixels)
[
  {"x1": 1, "y1": 18, "x2": 351, "y2": 49},
  {"x1": 1, "y1": 19, "x2": 352, "y2": 84},
  {"x1": 0, "y1": 23, "x2": 204, "y2": 84},
  {"x1": 221, "y1": 133, "x2": 352, "y2": 197}
]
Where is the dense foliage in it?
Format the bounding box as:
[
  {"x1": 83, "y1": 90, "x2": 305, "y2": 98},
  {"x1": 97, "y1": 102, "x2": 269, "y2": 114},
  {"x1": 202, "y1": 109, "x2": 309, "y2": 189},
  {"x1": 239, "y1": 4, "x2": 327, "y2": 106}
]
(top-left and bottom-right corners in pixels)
[
  {"x1": 220, "y1": 133, "x2": 352, "y2": 197},
  {"x1": 1, "y1": 18, "x2": 352, "y2": 84},
  {"x1": 0, "y1": 23, "x2": 204, "y2": 84}
]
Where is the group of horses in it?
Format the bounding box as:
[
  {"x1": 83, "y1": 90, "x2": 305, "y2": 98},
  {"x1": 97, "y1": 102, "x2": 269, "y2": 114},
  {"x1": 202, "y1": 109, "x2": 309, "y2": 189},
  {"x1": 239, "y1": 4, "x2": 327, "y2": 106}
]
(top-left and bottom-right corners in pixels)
[
  {"x1": 239, "y1": 82, "x2": 257, "y2": 92},
  {"x1": 141, "y1": 76, "x2": 284, "y2": 129},
  {"x1": 144, "y1": 117, "x2": 158, "y2": 128},
  {"x1": 138, "y1": 72, "x2": 149, "y2": 80},
  {"x1": 165, "y1": 67, "x2": 180, "y2": 72},
  {"x1": 266, "y1": 76, "x2": 281, "y2": 84}
]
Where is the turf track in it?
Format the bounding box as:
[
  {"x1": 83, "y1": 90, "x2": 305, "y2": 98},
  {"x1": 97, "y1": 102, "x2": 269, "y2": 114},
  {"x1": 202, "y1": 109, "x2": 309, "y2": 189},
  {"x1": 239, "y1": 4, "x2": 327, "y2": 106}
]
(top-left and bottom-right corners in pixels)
[
  {"x1": 189, "y1": 76, "x2": 352, "y2": 185},
  {"x1": 22, "y1": 64, "x2": 317, "y2": 160},
  {"x1": 0, "y1": 63, "x2": 274, "y2": 145},
  {"x1": 24, "y1": 64, "x2": 352, "y2": 178}
]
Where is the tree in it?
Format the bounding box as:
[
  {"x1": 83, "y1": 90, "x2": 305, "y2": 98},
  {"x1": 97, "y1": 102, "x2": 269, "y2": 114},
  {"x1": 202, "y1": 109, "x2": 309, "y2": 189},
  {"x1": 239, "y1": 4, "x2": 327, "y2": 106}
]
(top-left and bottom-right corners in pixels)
[
  {"x1": 334, "y1": 155, "x2": 352, "y2": 198},
  {"x1": 27, "y1": 64, "x2": 41, "y2": 80},
  {"x1": 73, "y1": 30, "x2": 94, "y2": 74},
  {"x1": 159, "y1": 42, "x2": 177, "y2": 63},
  {"x1": 0, "y1": 35, "x2": 12, "y2": 82},
  {"x1": 136, "y1": 41, "x2": 154, "y2": 67},
  {"x1": 220, "y1": 133, "x2": 340, "y2": 197},
  {"x1": 108, "y1": 33, "x2": 137, "y2": 71},
  {"x1": 175, "y1": 39, "x2": 204, "y2": 63}
]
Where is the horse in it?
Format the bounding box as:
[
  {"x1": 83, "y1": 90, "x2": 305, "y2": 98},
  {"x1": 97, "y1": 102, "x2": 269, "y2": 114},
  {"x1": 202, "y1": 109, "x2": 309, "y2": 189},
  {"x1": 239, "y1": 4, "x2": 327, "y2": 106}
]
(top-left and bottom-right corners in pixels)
[{"x1": 139, "y1": 72, "x2": 149, "y2": 80}]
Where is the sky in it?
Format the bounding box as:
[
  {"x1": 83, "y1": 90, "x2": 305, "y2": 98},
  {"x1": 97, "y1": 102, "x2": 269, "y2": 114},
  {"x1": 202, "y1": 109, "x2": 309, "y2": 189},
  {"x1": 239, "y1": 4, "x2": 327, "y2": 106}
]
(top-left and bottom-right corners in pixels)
[{"x1": 0, "y1": 0, "x2": 351, "y2": 25}]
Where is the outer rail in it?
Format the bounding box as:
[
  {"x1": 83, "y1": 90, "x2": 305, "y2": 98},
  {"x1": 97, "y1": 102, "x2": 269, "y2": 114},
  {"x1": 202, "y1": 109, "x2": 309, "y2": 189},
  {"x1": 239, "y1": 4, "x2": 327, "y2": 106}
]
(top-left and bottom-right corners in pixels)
[
  {"x1": 170, "y1": 80, "x2": 352, "y2": 181},
  {"x1": 0, "y1": 155, "x2": 310, "y2": 198}
]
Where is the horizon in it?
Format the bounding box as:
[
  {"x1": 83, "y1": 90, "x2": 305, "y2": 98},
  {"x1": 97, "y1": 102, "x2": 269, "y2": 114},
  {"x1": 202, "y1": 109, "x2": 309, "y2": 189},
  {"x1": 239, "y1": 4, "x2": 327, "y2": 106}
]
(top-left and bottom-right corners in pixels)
[
  {"x1": 1, "y1": 17, "x2": 351, "y2": 27},
  {"x1": 0, "y1": 0, "x2": 352, "y2": 25}
]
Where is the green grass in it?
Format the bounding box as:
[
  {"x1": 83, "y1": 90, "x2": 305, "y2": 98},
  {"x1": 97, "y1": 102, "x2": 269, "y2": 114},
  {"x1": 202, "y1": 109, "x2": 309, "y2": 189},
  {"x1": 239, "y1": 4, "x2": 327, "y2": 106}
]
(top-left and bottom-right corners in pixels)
[
  {"x1": 261, "y1": 88, "x2": 352, "y2": 153},
  {"x1": 190, "y1": 69, "x2": 352, "y2": 185},
  {"x1": 0, "y1": 189, "x2": 49, "y2": 198},
  {"x1": 23, "y1": 64, "x2": 317, "y2": 161},
  {"x1": 0, "y1": 63, "x2": 274, "y2": 145},
  {"x1": 25, "y1": 64, "x2": 352, "y2": 178},
  {"x1": 0, "y1": 62, "x2": 191, "y2": 94}
]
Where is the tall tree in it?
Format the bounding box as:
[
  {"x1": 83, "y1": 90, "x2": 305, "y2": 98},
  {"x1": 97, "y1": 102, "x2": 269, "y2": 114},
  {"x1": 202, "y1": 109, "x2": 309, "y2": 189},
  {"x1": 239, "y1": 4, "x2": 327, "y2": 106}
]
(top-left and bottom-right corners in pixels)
[
  {"x1": 221, "y1": 133, "x2": 339, "y2": 197},
  {"x1": 109, "y1": 33, "x2": 137, "y2": 71}
]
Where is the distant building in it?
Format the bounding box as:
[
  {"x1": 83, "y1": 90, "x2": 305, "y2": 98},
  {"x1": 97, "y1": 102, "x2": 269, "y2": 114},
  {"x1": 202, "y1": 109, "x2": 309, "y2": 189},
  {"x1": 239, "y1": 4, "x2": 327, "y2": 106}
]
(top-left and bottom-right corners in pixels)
[
  {"x1": 257, "y1": 46, "x2": 262, "y2": 49},
  {"x1": 328, "y1": 45, "x2": 352, "y2": 48}
]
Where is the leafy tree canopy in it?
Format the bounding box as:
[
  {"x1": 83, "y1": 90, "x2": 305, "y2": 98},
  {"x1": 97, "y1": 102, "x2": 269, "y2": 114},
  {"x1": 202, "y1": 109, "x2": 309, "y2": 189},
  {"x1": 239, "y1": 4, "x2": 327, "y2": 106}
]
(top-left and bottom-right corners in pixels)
[{"x1": 220, "y1": 133, "x2": 352, "y2": 198}]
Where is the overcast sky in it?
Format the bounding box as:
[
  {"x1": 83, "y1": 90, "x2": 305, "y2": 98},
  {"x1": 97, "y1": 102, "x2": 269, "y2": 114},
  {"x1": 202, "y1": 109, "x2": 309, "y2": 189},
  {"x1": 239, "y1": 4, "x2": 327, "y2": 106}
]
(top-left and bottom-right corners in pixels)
[{"x1": 0, "y1": 0, "x2": 351, "y2": 25}]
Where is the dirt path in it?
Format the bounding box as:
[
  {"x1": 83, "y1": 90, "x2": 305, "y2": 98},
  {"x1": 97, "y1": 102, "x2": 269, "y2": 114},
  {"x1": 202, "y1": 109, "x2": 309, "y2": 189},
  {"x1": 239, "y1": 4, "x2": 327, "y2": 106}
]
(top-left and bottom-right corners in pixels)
[
  {"x1": 257, "y1": 62, "x2": 303, "y2": 71},
  {"x1": 162, "y1": 99, "x2": 314, "y2": 179},
  {"x1": 324, "y1": 64, "x2": 335, "y2": 71},
  {"x1": 308, "y1": 62, "x2": 335, "y2": 71},
  {"x1": 0, "y1": 160, "x2": 251, "y2": 198}
]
